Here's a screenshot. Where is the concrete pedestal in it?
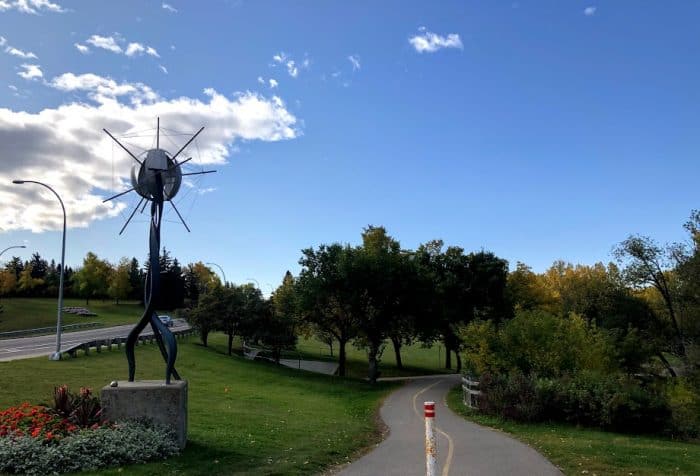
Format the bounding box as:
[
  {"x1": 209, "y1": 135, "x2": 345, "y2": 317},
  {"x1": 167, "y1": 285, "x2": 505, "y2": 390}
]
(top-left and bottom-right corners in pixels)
[{"x1": 100, "y1": 380, "x2": 188, "y2": 449}]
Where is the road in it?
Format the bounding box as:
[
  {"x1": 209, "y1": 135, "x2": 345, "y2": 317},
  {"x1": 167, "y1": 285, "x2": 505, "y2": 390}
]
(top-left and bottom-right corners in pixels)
[
  {"x1": 0, "y1": 319, "x2": 190, "y2": 362},
  {"x1": 337, "y1": 374, "x2": 561, "y2": 476}
]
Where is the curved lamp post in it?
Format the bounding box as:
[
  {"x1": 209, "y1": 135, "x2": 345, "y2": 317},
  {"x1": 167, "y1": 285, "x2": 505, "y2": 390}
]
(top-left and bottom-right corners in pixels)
[
  {"x1": 13, "y1": 180, "x2": 66, "y2": 361},
  {"x1": 205, "y1": 262, "x2": 226, "y2": 286},
  {"x1": 0, "y1": 245, "x2": 26, "y2": 259}
]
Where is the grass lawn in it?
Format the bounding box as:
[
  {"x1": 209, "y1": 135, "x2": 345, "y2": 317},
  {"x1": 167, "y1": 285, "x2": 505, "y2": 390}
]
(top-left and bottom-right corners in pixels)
[
  {"x1": 446, "y1": 386, "x2": 700, "y2": 476},
  {"x1": 0, "y1": 332, "x2": 396, "y2": 475},
  {"x1": 0, "y1": 298, "x2": 150, "y2": 333},
  {"x1": 294, "y1": 336, "x2": 455, "y2": 379}
]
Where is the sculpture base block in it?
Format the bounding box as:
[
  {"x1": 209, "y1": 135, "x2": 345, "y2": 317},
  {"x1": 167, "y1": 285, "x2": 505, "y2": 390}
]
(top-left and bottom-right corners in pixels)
[{"x1": 100, "y1": 380, "x2": 188, "y2": 449}]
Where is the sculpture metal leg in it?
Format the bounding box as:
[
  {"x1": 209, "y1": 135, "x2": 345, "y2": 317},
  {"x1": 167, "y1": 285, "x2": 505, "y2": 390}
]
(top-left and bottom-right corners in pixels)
[{"x1": 125, "y1": 190, "x2": 180, "y2": 383}]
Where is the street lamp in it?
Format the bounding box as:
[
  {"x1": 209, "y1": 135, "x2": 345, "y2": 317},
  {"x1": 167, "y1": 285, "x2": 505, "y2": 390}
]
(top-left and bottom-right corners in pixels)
[
  {"x1": 13, "y1": 180, "x2": 66, "y2": 361},
  {"x1": 205, "y1": 262, "x2": 226, "y2": 285},
  {"x1": 0, "y1": 245, "x2": 26, "y2": 259},
  {"x1": 245, "y1": 277, "x2": 260, "y2": 289}
]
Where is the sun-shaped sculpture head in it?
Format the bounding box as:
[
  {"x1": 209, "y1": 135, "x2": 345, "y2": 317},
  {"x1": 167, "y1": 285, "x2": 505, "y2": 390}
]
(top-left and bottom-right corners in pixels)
[
  {"x1": 131, "y1": 148, "x2": 182, "y2": 201},
  {"x1": 103, "y1": 118, "x2": 215, "y2": 235}
]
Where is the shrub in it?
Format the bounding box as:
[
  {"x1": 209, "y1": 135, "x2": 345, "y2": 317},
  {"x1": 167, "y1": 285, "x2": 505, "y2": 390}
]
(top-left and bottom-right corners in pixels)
[
  {"x1": 477, "y1": 371, "x2": 541, "y2": 422},
  {"x1": 666, "y1": 378, "x2": 700, "y2": 438},
  {"x1": 477, "y1": 371, "x2": 673, "y2": 434},
  {"x1": 461, "y1": 310, "x2": 617, "y2": 378},
  {"x1": 0, "y1": 420, "x2": 179, "y2": 475},
  {"x1": 52, "y1": 385, "x2": 103, "y2": 428}
]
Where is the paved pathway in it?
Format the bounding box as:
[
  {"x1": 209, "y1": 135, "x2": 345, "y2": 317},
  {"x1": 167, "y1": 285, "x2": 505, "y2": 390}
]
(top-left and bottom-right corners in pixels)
[
  {"x1": 0, "y1": 320, "x2": 190, "y2": 362},
  {"x1": 337, "y1": 374, "x2": 561, "y2": 476},
  {"x1": 279, "y1": 358, "x2": 339, "y2": 375}
]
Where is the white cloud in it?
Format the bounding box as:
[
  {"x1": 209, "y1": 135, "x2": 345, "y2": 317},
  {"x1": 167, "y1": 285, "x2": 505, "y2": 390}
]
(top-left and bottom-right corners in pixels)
[
  {"x1": 74, "y1": 42, "x2": 89, "y2": 54},
  {"x1": 584, "y1": 6, "x2": 596, "y2": 16},
  {"x1": 17, "y1": 63, "x2": 42, "y2": 80},
  {"x1": 0, "y1": 0, "x2": 65, "y2": 14},
  {"x1": 5, "y1": 45, "x2": 37, "y2": 59},
  {"x1": 1, "y1": 37, "x2": 38, "y2": 59},
  {"x1": 86, "y1": 35, "x2": 122, "y2": 54},
  {"x1": 286, "y1": 60, "x2": 298, "y2": 78},
  {"x1": 49, "y1": 72, "x2": 158, "y2": 105},
  {"x1": 408, "y1": 27, "x2": 463, "y2": 53},
  {"x1": 125, "y1": 42, "x2": 145, "y2": 56},
  {"x1": 269, "y1": 78, "x2": 278, "y2": 88},
  {"x1": 8, "y1": 84, "x2": 17, "y2": 91},
  {"x1": 197, "y1": 187, "x2": 216, "y2": 195},
  {"x1": 271, "y1": 52, "x2": 309, "y2": 78},
  {"x1": 1, "y1": 72, "x2": 300, "y2": 233},
  {"x1": 348, "y1": 54, "x2": 360, "y2": 71},
  {"x1": 162, "y1": 2, "x2": 177, "y2": 13},
  {"x1": 257, "y1": 76, "x2": 264, "y2": 85},
  {"x1": 86, "y1": 35, "x2": 159, "y2": 58},
  {"x1": 158, "y1": 64, "x2": 168, "y2": 74}
]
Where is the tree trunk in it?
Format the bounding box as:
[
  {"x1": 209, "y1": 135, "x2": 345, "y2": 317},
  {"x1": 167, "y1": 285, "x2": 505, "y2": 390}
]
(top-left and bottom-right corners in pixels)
[
  {"x1": 329, "y1": 341, "x2": 334, "y2": 357},
  {"x1": 368, "y1": 342, "x2": 380, "y2": 384},
  {"x1": 227, "y1": 330, "x2": 234, "y2": 356},
  {"x1": 444, "y1": 343, "x2": 452, "y2": 369},
  {"x1": 391, "y1": 336, "x2": 403, "y2": 369},
  {"x1": 455, "y1": 351, "x2": 462, "y2": 374},
  {"x1": 338, "y1": 339, "x2": 347, "y2": 377},
  {"x1": 657, "y1": 352, "x2": 677, "y2": 377},
  {"x1": 201, "y1": 329, "x2": 209, "y2": 347},
  {"x1": 274, "y1": 348, "x2": 281, "y2": 365}
]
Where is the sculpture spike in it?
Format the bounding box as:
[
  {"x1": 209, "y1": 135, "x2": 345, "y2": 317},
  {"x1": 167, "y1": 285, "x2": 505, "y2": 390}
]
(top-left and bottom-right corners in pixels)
[
  {"x1": 170, "y1": 127, "x2": 204, "y2": 162},
  {"x1": 181, "y1": 170, "x2": 216, "y2": 176},
  {"x1": 169, "y1": 200, "x2": 191, "y2": 232},
  {"x1": 119, "y1": 197, "x2": 145, "y2": 235},
  {"x1": 103, "y1": 129, "x2": 143, "y2": 165},
  {"x1": 103, "y1": 187, "x2": 135, "y2": 203}
]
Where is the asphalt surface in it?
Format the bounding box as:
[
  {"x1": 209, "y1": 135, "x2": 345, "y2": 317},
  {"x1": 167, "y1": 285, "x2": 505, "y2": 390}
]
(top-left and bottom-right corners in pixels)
[
  {"x1": 0, "y1": 319, "x2": 190, "y2": 362},
  {"x1": 337, "y1": 374, "x2": 561, "y2": 476}
]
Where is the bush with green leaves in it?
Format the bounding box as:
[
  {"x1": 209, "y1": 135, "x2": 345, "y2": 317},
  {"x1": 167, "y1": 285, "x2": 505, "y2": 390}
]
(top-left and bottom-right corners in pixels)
[
  {"x1": 0, "y1": 420, "x2": 179, "y2": 475},
  {"x1": 461, "y1": 310, "x2": 617, "y2": 378},
  {"x1": 477, "y1": 370, "x2": 673, "y2": 434}
]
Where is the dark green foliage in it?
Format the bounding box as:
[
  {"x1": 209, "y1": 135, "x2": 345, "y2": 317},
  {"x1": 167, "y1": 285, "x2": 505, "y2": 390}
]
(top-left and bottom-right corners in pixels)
[
  {"x1": 478, "y1": 371, "x2": 674, "y2": 435},
  {"x1": 51, "y1": 385, "x2": 103, "y2": 428},
  {"x1": 0, "y1": 421, "x2": 178, "y2": 475}
]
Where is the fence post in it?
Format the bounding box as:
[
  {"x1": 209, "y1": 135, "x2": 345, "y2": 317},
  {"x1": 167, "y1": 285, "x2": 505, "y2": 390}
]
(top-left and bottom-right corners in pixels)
[{"x1": 424, "y1": 401, "x2": 437, "y2": 476}]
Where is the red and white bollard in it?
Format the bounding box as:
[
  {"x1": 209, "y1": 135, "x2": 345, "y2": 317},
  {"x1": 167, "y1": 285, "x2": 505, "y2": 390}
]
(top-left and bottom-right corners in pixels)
[{"x1": 424, "y1": 401, "x2": 437, "y2": 476}]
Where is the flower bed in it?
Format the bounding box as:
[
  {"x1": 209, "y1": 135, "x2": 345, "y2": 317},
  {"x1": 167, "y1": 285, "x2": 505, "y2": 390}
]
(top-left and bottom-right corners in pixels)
[{"x1": 0, "y1": 385, "x2": 179, "y2": 475}]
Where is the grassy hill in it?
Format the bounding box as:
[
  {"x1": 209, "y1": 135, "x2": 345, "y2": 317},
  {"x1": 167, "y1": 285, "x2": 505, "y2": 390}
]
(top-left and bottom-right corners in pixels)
[
  {"x1": 0, "y1": 298, "x2": 152, "y2": 333},
  {"x1": 0, "y1": 333, "x2": 395, "y2": 475}
]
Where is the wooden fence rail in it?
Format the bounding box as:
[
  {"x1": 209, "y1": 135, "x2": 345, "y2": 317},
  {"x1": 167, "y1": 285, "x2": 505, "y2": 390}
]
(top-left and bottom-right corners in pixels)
[{"x1": 462, "y1": 375, "x2": 481, "y2": 408}]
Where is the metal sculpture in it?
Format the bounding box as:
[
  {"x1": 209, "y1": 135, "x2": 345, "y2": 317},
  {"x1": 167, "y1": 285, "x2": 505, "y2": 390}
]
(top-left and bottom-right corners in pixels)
[{"x1": 103, "y1": 118, "x2": 215, "y2": 384}]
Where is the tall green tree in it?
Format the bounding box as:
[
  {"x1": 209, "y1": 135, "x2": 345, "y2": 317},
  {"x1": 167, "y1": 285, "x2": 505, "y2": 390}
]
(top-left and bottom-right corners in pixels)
[
  {"x1": 72, "y1": 252, "x2": 112, "y2": 305},
  {"x1": 297, "y1": 243, "x2": 359, "y2": 377},
  {"x1": 615, "y1": 235, "x2": 688, "y2": 369},
  {"x1": 18, "y1": 264, "x2": 44, "y2": 295},
  {"x1": 108, "y1": 257, "x2": 132, "y2": 304}
]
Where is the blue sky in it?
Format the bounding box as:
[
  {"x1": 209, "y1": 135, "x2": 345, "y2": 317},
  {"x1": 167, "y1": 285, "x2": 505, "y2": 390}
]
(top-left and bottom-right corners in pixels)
[{"x1": 1, "y1": 1, "x2": 699, "y2": 292}]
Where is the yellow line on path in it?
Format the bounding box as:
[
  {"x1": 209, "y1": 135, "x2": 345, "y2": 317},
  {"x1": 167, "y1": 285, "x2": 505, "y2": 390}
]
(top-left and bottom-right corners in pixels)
[{"x1": 411, "y1": 379, "x2": 456, "y2": 476}]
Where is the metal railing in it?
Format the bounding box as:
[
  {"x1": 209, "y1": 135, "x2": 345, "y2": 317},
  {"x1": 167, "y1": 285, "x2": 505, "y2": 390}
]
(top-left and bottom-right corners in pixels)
[
  {"x1": 0, "y1": 322, "x2": 102, "y2": 340},
  {"x1": 62, "y1": 327, "x2": 196, "y2": 358}
]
